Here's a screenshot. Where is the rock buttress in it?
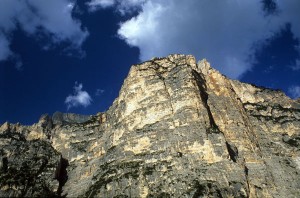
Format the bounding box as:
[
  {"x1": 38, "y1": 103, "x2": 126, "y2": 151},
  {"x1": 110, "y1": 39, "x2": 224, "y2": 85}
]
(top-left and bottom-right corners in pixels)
[
  {"x1": 77, "y1": 54, "x2": 299, "y2": 197},
  {"x1": 1, "y1": 54, "x2": 300, "y2": 197}
]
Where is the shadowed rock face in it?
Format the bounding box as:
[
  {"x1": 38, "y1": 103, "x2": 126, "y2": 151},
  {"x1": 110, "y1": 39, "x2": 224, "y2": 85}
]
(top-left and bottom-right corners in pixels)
[
  {"x1": 52, "y1": 112, "x2": 92, "y2": 125},
  {"x1": 0, "y1": 129, "x2": 60, "y2": 197},
  {"x1": 1, "y1": 54, "x2": 300, "y2": 197}
]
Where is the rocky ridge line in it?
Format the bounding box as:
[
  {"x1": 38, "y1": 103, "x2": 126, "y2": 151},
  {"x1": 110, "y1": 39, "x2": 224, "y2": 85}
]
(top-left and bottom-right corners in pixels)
[{"x1": 1, "y1": 54, "x2": 300, "y2": 197}]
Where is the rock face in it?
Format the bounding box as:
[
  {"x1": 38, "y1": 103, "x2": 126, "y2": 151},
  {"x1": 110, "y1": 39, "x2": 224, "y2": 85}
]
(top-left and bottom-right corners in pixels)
[
  {"x1": 1, "y1": 54, "x2": 300, "y2": 197},
  {"x1": 0, "y1": 123, "x2": 61, "y2": 197}
]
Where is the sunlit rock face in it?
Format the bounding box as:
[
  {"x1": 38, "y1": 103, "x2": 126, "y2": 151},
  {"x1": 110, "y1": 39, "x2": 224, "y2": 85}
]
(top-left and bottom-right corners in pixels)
[{"x1": 1, "y1": 54, "x2": 300, "y2": 197}]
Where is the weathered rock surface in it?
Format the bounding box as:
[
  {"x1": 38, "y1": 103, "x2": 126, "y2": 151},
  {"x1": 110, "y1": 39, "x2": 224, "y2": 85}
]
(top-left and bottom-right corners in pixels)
[
  {"x1": 1, "y1": 54, "x2": 300, "y2": 197},
  {"x1": 0, "y1": 123, "x2": 61, "y2": 197},
  {"x1": 52, "y1": 112, "x2": 92, "y2": 125}
]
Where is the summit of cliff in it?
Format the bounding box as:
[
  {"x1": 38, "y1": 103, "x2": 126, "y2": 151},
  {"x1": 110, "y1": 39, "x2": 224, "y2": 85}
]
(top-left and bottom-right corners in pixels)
[{"x1": 1, "y1": 54, "x2": 300, "y2": 197}]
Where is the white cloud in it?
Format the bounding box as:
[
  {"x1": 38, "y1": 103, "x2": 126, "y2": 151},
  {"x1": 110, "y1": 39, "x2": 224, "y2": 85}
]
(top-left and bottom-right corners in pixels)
[
  {"x1": 288, "y1": 85, "x2": 300, "y2": 99},
  {"x1": 65, "y1": 82, "x2": 92, "y2": 109},
  {"x1": 115, "y1": 0, "x2": 300, "y2": 79},
  {"x1": 87, "y1": 0, "x2": 116, "y2": 11},
  {"x1": 87, "y1": 0, "x2": 146, "y2": 14},
  {"x1": 0, "y1": 0, "x2": 89, "y2": 63},
  {"x1": 118, "y1": 0, "x2": 147, "y2": 14},
  {"x1": 0, "y1": 33, "x2": 11, "y2": 61}
]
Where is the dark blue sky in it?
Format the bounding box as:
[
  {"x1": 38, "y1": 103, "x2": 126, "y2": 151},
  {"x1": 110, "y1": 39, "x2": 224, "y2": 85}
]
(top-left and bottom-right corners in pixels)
[
  {"x1": 0, "y1": 0, "x2": 300, "y2": 125},
  {"x1": 243, "y1": 23, "x2": 300, "y2": 89}
]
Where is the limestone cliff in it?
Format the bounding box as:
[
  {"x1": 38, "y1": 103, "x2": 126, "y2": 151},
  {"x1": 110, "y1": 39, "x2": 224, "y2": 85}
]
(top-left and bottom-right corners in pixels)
[{"x1": 1, "y1": 54, "x2": 300, "y2": 197}]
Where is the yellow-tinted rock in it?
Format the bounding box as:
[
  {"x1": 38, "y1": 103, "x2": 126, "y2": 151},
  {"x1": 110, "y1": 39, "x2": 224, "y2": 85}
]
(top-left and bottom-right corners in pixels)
[{"x1": 1, "y1": 54, "x2": 299, "y2": 198}]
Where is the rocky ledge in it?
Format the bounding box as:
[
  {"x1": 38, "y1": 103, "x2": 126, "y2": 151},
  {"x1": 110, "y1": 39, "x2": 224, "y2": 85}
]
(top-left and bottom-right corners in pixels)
[{"x1": 1, "y1": 54, "x2": 300, "y2": 197}]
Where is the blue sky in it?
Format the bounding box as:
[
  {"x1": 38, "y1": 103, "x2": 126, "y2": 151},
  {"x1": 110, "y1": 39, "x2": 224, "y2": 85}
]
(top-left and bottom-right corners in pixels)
[{"x1": 0, "y1": 0, "x2": 300, "y2": 125}]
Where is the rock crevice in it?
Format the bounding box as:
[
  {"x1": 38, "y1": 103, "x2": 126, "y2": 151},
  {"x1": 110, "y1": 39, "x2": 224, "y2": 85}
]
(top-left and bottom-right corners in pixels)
[{"x1": 1, "y1": 54, "x2": 300, "y2": 197}]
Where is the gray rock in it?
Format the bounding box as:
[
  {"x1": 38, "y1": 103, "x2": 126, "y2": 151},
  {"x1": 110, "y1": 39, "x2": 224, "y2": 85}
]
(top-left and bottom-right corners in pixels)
[
  {"x1": 0, "y1": 131, "x2": 60, "y2": 197},
  {"x1": 1, "y1": 54, "x2": 300, "y2": 197},
  {"x1": 38, "y1": 114, "x2": 53, "y2": 129},
  {"x1": 52, "y1": 112, "x2": 92, "y2": 125}
]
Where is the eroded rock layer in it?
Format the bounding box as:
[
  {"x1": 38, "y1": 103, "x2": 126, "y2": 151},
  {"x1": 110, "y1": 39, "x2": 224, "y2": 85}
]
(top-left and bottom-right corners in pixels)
[{"x1": 1, "y1": 54, "x2": 300, "y2": 197}]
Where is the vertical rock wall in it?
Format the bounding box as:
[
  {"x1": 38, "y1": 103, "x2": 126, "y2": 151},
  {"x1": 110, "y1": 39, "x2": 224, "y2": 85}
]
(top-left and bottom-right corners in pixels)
[{"x1": 1, "y1": 54, "x2": 299, "y2": 197}]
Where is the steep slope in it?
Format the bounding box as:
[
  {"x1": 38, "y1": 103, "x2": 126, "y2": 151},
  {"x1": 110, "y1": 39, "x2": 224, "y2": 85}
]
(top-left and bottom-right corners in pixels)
[{"x1": 1, "y1": 54, "x2": 299, "y2": 197}]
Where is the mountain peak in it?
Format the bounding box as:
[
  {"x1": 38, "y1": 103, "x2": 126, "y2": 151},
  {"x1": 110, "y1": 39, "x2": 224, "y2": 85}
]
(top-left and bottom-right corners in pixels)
[{"x1": 1, "y1": 54, "x2": 300, "y2": 197}]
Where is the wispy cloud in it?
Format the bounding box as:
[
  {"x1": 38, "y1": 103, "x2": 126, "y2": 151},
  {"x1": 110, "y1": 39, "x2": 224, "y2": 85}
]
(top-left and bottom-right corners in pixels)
[
  {"x1": 65, "y1": 82, "x2": 92, "y2": 109},
  {"x1": 87, "y1": 0, "x2": 116, "y2": 11},
  {"x1": 290, "y1": 59, "x2": 300, "y2": 71},
  {"x1": 0, "y1": 32, "x2": 11, "y2": 61},
  {"x1": 95, "y1": 89, "x2": 105, "y2": 96},
  {"x1": 87, "y1": 0, "x2": 146, "y2": 14},
  {"x1": 288, "y1": 85, "x2": 300, "y2": 99},
  {"x1": 15, "y1": 61, "x2": 23, "y2": 71},
  {"x1": 0, "y1": 0, "x2": 89, "y2": 63}
]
